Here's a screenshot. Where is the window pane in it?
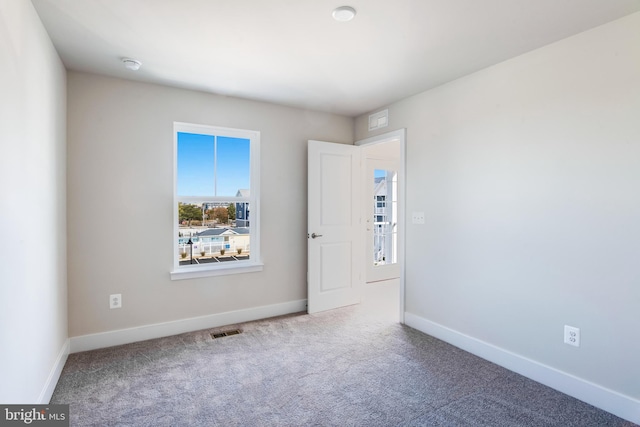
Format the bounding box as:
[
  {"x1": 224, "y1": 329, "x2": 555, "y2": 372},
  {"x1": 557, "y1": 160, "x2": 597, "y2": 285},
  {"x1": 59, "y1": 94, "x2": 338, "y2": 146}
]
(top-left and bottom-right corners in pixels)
[
  {"x1": 177, "y1": 132, "x2": 215, "y2": 196},
  {"x1": 373, "y1": 169, "x2": 397, "y2": 266},
  {"x1": 178, "y1": 201, "x2": 250, "y2": 265},
  {"x1": 174, "y1": 123, "x2": 259, "y2": 276},
  {"x1": 216, "y1": 136, "x2": 250, "y2": 197}
]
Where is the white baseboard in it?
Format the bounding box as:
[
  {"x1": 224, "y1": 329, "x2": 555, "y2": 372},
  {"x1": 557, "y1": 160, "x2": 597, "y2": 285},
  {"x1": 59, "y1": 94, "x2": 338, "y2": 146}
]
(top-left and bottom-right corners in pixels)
[
  {"x1": 70, "y1": 299, "x2": 307, "y2": 354},
  {"x1": 38, "y1": 339, "x2": 69, "y2": 404},
  {"x1": 404, "y1": 313, "x2": 640, "y2": 425}
]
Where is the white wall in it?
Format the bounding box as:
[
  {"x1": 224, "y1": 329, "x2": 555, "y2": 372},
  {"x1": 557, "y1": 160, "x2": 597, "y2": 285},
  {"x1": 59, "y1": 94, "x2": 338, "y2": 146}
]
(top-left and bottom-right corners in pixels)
[
  {"x1": 66, "y1": 72, "x2": 353, "y2": 338},
  {"x1": 0, "y1": 1, "x2": 68, "y2": 403},
  {"x1": 356, "y1": 11, "x2": 640, "y2": 406}
]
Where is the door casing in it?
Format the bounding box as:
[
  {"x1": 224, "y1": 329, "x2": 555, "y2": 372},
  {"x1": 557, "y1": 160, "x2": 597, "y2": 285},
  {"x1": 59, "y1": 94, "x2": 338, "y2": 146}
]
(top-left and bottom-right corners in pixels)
[{"x1": 356, "y1": 129, "x2": 406, "y2": 323}]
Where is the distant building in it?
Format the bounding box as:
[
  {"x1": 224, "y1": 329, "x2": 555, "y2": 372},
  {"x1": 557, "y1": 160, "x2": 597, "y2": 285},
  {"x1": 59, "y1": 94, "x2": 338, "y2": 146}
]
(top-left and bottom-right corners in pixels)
[
  {"x1": 202, "y1": 202, "x2": 228, "y2": 211},
  {"x1": 373, "y1": 173, "x2": 396, "y2": 265},
  {"x1": 235, "y1": 189, "x2": 250, "y2": 227},
  {"x1": 179, "y1": 227, "x2": 250, "y2": 255}
]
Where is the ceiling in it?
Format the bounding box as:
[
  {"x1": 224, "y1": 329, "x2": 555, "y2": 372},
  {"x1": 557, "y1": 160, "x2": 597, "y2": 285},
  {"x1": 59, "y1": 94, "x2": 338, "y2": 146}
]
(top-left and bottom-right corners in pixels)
[{"x1": 32, "y1": 0, "x2": 640, "y2": 117}]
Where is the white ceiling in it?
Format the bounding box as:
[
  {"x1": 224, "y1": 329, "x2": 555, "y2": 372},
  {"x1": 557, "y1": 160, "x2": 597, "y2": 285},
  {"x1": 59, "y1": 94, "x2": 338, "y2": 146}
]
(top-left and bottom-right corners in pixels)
[{"x1": 32, "y1": 0, "x2": 640, "y2": 117}]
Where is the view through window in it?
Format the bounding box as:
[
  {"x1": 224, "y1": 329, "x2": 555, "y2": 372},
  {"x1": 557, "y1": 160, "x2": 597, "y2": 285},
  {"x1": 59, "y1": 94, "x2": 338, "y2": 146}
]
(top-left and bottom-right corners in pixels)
[
  {"x1": 173, "y1": 123, "x2": 260, "y2": 276},
  {"x1": 373, "y1": 168, "x2": 397, "y2": 266}
]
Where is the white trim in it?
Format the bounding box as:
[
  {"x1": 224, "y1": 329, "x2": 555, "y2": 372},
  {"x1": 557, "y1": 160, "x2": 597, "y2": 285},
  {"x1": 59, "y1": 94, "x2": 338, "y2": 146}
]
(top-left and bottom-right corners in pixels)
[
  {"x1": 170, "y1": 262, "x2": 263, "y2": 280},
  {"x1": 178, "y1": 196, "x2": 251, "y2": 203},
  {"x1": 38, "y1": 339, "x2": 69, "y2": 404},
  {"x1": 356, "y1": 129, "x2": 407, "y2": 323},
  {"x1": 174, "y1": 122, "x2": 258, "y2": 140},
  {"x1": 404, "y1": 312, "x2": 640, "y2": 425},
  {"x1": 355, "y1": 128, "x2": 405, "y2": 147},
  {"x1": 398, "y1": 132, "x2": 406, "y2": 324},
  {"x1": 173, "y1": 122, "x2": 261, "y2": 275},
  {"x1": 70, "y1": 299, "x2": 307, "y2": 353}
]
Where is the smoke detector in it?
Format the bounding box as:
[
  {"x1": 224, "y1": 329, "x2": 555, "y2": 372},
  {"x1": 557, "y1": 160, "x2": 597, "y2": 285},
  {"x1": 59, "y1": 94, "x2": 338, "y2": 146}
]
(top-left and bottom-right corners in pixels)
[
  {"x1": 332, "y1": 6, "x2": 356, "y2": 22},
  {"x1": 122, "y1": 58, "x2": 142, "y2": 71}
]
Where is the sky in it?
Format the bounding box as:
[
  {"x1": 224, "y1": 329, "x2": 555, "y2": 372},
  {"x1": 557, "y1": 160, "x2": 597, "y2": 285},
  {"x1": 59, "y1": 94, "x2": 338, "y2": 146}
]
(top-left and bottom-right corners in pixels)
[{"x1": 177, "y1": 132, "x2": 250, "y2": 197}]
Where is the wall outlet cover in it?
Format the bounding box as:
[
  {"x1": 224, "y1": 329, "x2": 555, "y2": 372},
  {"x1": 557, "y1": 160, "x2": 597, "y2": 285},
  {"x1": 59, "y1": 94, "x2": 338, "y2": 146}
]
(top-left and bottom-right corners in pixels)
[
  {"x1": 110, "y1": 294, "x2": 122, "y2": 309},
  {"x1": 564, "y1": 325, "x2": 580, "y2": 347},
  {"x1": 412, "y1": 212, "x2": 425, "y2": 224}
]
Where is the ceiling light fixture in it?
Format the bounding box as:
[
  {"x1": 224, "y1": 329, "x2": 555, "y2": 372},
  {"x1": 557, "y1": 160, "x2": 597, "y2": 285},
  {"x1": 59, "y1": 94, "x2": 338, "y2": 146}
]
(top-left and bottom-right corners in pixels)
[
  {"x1": 122, "y1": 58, "x2": 142, "y2": 71},
  {"x1": 332, "y1": 6, "x2": 356, "y2": 22}
]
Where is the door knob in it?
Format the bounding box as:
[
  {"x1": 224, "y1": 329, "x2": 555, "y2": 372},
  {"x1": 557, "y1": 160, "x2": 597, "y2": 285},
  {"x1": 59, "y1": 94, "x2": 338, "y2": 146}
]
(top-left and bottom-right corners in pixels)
[{"x1": 311, "y1": 233, "x2": 323, "y2": 239}]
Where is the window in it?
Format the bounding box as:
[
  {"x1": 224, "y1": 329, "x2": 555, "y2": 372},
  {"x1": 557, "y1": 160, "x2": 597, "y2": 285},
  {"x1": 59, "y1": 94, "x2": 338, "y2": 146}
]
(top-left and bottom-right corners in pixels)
[
  {"x1": 171, "y1": 122, "x2": 261, "y2": 280},
  {"x1": 372, "y1": 169, "x2": 397, "y2": 266}
]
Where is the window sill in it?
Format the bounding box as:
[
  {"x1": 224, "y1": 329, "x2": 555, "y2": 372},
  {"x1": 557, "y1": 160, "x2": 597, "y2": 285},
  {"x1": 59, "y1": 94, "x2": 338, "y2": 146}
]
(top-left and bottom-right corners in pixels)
[{"x1": 170, "y1": 261, "x2": 263, "y2": 280}]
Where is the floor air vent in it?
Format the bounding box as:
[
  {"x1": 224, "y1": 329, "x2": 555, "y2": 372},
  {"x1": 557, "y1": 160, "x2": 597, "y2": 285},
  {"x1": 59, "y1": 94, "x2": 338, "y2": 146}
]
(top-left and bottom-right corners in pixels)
[{"x1": 211, "y1": 329, "x2": 242, "y2": 339}]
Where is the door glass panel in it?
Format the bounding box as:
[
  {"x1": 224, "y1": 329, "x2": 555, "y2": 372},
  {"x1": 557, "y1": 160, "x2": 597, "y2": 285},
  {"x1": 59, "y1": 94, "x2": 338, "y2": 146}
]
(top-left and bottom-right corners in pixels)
[{"x1": 373, "y1": 169, "x2": 397, "y2": 266}]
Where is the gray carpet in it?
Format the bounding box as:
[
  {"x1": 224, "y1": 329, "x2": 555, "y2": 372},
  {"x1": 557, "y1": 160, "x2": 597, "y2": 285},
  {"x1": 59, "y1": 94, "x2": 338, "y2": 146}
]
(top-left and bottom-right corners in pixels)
[{"x1": 51, "y1": 306, "x2": 636, "y2": 426}]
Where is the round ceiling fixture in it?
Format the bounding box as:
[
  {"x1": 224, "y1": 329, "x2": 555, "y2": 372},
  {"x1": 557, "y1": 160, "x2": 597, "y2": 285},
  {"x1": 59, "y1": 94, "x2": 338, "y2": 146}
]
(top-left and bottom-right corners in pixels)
[
  {"x1": 122, "y1": 58, "x2": 142, "y2": 71},
  {"x1": 332, "y1": 6, "x2": 356, "y2": 22}
]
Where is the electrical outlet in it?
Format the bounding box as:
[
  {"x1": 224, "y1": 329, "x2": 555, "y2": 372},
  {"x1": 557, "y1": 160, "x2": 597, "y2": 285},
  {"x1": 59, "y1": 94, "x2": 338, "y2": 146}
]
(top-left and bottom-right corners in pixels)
[
  {"x1": 412, "y1": 212, "x2": 425, "y2": 224},
  {"x1": 110, "y1": 294, "x2": 122, "y2": 309},
  {"x1": 564, "y1": 325, "x2": 580, "y2": 347}
]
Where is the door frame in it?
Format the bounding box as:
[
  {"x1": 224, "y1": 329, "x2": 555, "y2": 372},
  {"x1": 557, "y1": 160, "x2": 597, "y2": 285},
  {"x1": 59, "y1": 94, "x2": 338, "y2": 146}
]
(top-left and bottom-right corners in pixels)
[{"x1": 356, "y1": 129, "x2": 406, "y2": 323}]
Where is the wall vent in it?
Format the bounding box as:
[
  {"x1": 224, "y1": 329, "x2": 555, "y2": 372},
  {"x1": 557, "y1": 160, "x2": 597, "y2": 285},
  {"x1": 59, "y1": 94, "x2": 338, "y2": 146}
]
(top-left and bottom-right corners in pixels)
[{"x1": 368, "y1": 109, "x2": 389, "y2": 131}]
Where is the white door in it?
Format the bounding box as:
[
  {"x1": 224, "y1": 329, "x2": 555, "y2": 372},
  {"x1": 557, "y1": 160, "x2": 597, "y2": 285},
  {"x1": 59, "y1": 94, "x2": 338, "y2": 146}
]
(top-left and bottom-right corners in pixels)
[
  {"x1": 307, "y1": 140, "x2": 362, "y2": 314},
  {"x1": 356, "y1": 129, "x2": 406, "y2": 322},
  {"x1": 365, "y1": 157, "x2": 401, "y2": 283}
]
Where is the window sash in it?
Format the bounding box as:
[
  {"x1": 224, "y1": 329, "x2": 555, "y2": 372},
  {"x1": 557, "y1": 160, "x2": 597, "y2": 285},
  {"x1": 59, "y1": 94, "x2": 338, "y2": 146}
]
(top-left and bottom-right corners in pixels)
[
  {"x1": 177, "y1": 196, "x2": 250, "y2": 203},
  {"x1": 172, "y1": 122, "x2": 261, "y2": 279}
]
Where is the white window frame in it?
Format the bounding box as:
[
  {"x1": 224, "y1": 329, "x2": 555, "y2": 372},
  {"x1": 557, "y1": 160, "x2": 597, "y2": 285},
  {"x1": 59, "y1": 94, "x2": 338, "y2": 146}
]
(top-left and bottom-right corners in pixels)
[{"x1": 171, "y1": 122, "x2": 262, "y2": 280}]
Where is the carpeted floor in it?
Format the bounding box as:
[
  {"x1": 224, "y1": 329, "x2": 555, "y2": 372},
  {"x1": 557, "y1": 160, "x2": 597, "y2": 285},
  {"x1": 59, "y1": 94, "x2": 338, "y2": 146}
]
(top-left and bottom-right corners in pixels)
[{"x1": 51, "y1": 306, "x2": 637, "y2": 426}]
